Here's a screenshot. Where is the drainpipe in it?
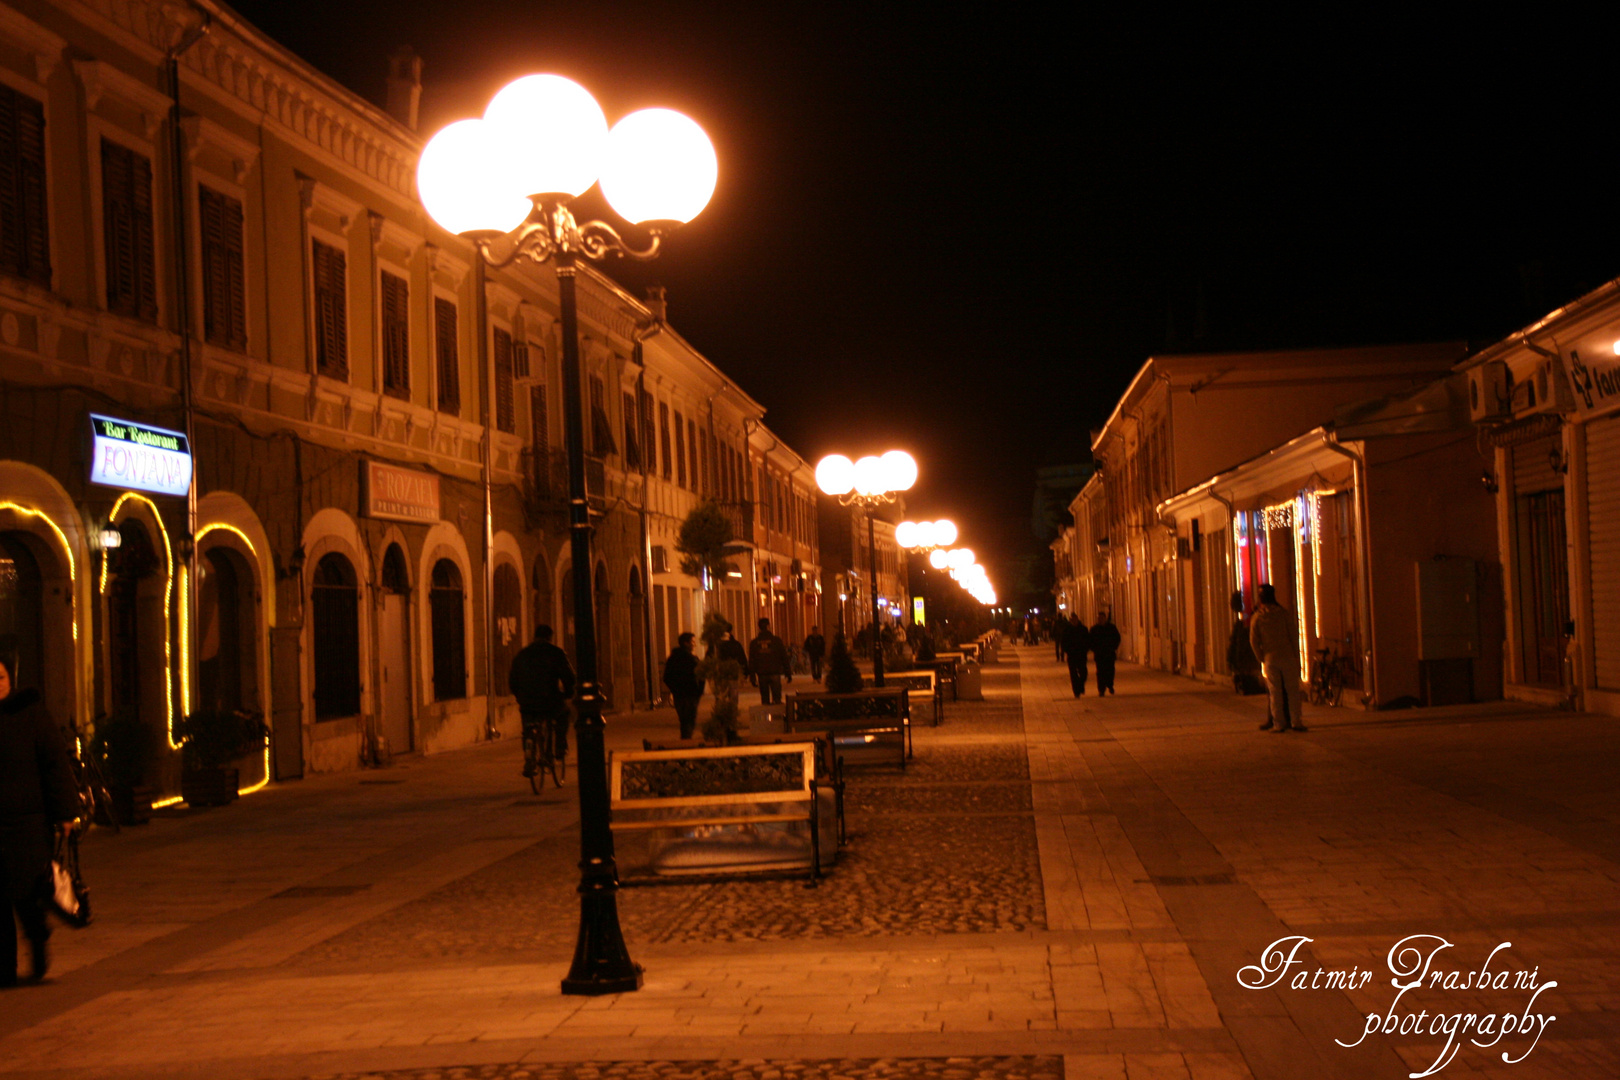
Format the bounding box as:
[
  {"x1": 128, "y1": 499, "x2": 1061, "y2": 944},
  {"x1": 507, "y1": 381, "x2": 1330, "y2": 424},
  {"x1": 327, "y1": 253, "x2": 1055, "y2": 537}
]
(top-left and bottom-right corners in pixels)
[
  {"x1": 632, "y1": 316, "x2": 662, "y2": 708},
  {"x1": 166, "y1": 8, "x2": 211, "y2": 734},
  {"x1": 1320, "y1": 431, "x2": 1378, "y2": 708}
]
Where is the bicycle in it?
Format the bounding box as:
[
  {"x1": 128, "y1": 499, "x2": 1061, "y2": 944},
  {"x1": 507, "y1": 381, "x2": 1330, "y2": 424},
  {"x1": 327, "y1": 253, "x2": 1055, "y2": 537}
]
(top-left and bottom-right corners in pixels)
[
  {"x1": 64, "y1": 718, "x2": 119, "y2": 832},
  {"x1": 521, "y1": 711, "x2": 568, "y2": 792},
  {"x1": 1307, "y1": 647, "x2": 1353, "y2": 708}
]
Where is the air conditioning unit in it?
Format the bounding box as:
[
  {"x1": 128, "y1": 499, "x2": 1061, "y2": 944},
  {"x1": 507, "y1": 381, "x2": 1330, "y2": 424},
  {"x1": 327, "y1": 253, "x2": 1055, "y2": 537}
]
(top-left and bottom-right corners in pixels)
[
  {"x1": 1467, "y1": 361, "x2": 1510, "y2": 422},
  {"x1": 1526, "y1": 358, "x2": 1575, "y2": 415},
  {"x1": 650, "y1": 545, "x2": 669, "y2": 573}
]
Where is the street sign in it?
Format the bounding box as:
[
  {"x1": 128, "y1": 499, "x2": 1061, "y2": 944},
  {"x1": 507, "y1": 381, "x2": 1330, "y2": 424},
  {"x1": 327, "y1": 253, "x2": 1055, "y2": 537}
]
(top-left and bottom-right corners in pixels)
[
  {"x1": 362, "y1": 460, "x2": 440, "y2": 523},
  {"x1": 88, "y1": 413, "x2": 192, "y2": 497}
]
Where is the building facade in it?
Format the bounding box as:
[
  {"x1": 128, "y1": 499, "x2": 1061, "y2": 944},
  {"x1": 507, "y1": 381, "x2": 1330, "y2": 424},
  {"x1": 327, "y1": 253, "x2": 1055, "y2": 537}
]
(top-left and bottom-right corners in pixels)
[
  {"x1": 1458, "y1": 280, "x2": 1620, "y2": 718},
  {"x1": 0, "y1": 0, "x2": 818, "y2": 799}
]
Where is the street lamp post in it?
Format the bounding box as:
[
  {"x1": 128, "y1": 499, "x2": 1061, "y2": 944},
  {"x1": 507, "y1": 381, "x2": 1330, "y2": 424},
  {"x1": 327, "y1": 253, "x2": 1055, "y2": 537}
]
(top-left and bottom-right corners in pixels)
[
  {"x1": 814, "y1": 451, "x2": 917, "y2": 687},
  {"x1": 419, "y1": 74, "x2": 717, "y2": 996}
]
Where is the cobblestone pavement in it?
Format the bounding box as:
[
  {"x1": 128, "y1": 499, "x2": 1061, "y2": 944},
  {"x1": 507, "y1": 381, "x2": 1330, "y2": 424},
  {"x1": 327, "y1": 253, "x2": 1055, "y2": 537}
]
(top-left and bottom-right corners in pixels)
[
  {"x1": 5, "y1": 646, "x2": 1620, "y2": 1080},
  {"x1": 307, "y1": 1055, "x2": 1065, "y2": 1080}
]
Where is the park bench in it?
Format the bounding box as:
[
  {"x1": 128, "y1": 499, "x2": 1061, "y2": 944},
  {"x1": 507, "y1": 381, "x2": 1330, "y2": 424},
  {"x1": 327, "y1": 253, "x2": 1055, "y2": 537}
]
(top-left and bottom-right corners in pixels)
[
  {"x1": 927, "y1": 653, "x2": 964, "y2": 700},
  {"x1": 883, "y1": 669, "x2": 943, "y2": 726},
  {"x1": 609, "y1": 740, "x2": 838, "y2": 882},
  {"x1": 641, "y1": 734, "x2": 845, "y2": 844},
  {"x1": 784, "y1": 686, "x2": 910, "y2": 769}
]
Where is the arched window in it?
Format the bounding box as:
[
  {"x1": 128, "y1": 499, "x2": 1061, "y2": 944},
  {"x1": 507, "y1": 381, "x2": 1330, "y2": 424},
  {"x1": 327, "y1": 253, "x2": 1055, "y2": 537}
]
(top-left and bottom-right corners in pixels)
[
  {"x1": 430, "y1": 558, "x2": 466, "y2": 701},
  {"x1": 312, "y1": 553, "x2": 360, "y2": 719}
]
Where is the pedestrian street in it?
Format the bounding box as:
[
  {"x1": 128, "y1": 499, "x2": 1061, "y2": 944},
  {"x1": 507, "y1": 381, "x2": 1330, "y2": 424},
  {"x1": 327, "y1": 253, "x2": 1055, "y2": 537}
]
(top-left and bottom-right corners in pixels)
[{"x1": 2, "y1": 647, "x2": 1617, "y2": 1080}]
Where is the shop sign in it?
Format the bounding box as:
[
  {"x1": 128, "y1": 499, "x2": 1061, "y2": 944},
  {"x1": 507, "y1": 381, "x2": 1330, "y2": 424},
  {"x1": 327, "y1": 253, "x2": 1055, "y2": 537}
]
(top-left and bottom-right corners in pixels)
[
  {"x1": 362, "y1": 460, "x2": 440, "y2": 523},
  {"x1": 913, "y1": 597, "x2": 926, "y2": 625},
  {"x1": 88, "y1": 413, "x2": 192, "y2": 497},
  {"x1": 1564, "y1": 344, "x2": 1620, "y2": 419}
]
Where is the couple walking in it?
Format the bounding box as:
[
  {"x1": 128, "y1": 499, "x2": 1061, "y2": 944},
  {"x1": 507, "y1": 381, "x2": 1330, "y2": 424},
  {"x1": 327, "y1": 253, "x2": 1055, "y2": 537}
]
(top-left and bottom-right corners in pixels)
[{"x1": 1060, "y1": 611, "x2": 1120, "y2": 697}]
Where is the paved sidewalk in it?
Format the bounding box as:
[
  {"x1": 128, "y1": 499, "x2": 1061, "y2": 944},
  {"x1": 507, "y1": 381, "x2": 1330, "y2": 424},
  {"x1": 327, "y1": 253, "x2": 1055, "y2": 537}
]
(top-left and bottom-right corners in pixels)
[{"x1": 3, "y1": 648, "x2": 1618, "y2": 1079}]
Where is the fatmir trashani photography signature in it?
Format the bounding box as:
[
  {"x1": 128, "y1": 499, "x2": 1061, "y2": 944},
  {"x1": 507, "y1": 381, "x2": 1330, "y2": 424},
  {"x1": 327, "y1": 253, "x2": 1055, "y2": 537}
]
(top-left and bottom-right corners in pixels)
[{"x1": 1237, "y1": 935, "x2": 1557, "y2": 1078}]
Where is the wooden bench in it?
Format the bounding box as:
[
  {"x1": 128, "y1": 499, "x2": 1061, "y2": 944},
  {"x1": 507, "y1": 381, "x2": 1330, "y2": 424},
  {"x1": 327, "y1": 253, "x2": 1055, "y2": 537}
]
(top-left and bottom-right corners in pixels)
[
  {"x1": 609, "y1": 741, "x2": 837, "y2": 881},
  {"x1": 642, "y1": 735, "x2": 845, "y2": 844},
  {"x1": 785, "y1": 687, "x2": 910, "y2": 768},
  {"x1": 883, "y1": 669, "x2": 943, "y2": 726}
]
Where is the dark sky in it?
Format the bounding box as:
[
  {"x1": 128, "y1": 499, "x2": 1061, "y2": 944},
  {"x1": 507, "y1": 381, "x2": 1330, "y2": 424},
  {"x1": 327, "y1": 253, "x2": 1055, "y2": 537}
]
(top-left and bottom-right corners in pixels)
[{"x1": 225, "y1": 2, "x2": 1618, "y2": 599}]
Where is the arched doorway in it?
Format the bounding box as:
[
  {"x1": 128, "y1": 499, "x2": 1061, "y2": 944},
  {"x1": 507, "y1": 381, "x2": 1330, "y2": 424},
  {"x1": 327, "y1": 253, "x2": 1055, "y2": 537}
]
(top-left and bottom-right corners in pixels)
[
  {"x1": 197, "y1": 544, "x2": 258, "y2": 716},
  {"x1": 378, "y1": 544, "x2": 412, "y2": 753},
  {"x1": 107, "y1": 519, "x2": 163, "y2": 740},
  {"x1": 493, "y1": 562, "x2": 521, "y2": 696},
  {"x1": 628, "y1": 565, "x2": 647, "y2": 706},
  {"x1": 311, "y1": 553, "x2": 361, "y2": 720},
  {"x1": 0, "y1": 532, "x2": 43, "y2": 696},
  {"x1": 594, "y1": 561, "x2": 612, "y2": 707},
  {"x1": 429, "y1": 558, "x2": 466, "y2": 701}
]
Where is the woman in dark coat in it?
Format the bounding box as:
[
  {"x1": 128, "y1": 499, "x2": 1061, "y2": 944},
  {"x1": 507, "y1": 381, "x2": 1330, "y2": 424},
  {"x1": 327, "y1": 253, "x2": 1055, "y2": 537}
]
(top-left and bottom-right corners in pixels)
[
  {"x1": 1090, "y1": 611, "x2": 1122, "y2": 696},
  {"x1": 0, "y1": 655, "x2": 81, "y2": 985}
]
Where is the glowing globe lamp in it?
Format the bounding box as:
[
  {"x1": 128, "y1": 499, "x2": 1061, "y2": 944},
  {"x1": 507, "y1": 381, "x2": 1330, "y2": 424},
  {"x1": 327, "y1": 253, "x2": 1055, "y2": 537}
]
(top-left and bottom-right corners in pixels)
[
  {"x1": 484, "y1": 74, "x2": 608, "y2": 199},
  {"x1": 929, "y1": 549, "x2": 949, "y2": 569},
  {"x1": 418, "y1": 120, "x2": 533, "y2": 237},
  {"x1": 815, "y1": 454, "x2": 855, "y2": 496},
  {"x1": 601, "y1": 108, "x2": 717, "y2": 225},
  {"x1": 934, "y1": 519, "x2": 958, "y2": 546},
  {"x1": 880, "y1": 450, "x2": 918, "y2": 492},
  {"x1": 895, "y1": 521, "x2": 918, "y2": 549},
  {"x1": 853, "y1": 455, "x2": 885, "y2": 497}
]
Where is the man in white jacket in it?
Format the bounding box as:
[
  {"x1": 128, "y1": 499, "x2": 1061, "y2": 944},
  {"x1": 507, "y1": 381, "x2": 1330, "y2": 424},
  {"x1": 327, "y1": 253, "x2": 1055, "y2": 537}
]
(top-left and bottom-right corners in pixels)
[{"x1": 1250, "y1": 584, "x2": 1306, "y2": 732}]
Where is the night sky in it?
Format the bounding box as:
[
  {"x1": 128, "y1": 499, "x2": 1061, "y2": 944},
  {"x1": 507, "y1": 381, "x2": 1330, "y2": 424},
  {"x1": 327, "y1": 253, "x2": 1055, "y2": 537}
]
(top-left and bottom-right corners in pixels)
[{"x1": 226, "y1": 2, "x2": 1618, "y2": 599}]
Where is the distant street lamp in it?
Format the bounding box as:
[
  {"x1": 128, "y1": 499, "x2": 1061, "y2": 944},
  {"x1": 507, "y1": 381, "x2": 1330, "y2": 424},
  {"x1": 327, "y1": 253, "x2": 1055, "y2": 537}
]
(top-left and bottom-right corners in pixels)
[
  {"x1": 895, "y1": 518, "x2": 957, "y2": 553},
  {"x1": 419, "y1": 74, "x2": 717, "y2": 997},
  {"x1": 815, "y1": 450, "x2": 917, "y2": 686}
]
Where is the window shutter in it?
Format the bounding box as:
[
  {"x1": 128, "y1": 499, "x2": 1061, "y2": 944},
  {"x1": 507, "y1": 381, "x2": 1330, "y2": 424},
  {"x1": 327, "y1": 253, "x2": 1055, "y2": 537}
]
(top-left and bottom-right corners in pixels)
[
  {"x1": 494, "y1": 326, "x2": 516, "y2": 433},
  {"x1": 102, "y1": 139, "x2": 137, "y2": 317},
  {"x1": 435, "y1": 297, "x2": 459, "y2": 414},
  {"x1": 512, "y1": 339, "x2": 530, "y2": 380},
  {"x1": 639, "y1": 389, "x2": 655, "y2": 468},
  {"x1": 659, "y1": 402, "x2": 671, "y2": 479},
  {"x1": 130, "y1": 150, "x2": 157, "y2": 322},
  {"x1": 200, "y1": 186, "x2": 246, "y2": 350},
  {"x1": 674, "y1": 410, "x2": 686, "y2": 487},
  {"x1": 589, "y1": 375, "x2": 616, "y2": 456},
  {"x1": 530, "y1": 384, "x2": 547, "y2": 446},
  {"x1": 381, "y1": 270, "x2": 409, "y2": 398},
  {"x1": 312, "y1": 240, "x2": 348, "y2": 378},
  {"x1": 0, "y1": 87, "x2": 50, "y2": 287},
  {"x1": 222, "y1": 192, "x2": 246, "y2": 348},
  {"x1": 622, "y1": 389, "x2": 640, "y2": 468}
]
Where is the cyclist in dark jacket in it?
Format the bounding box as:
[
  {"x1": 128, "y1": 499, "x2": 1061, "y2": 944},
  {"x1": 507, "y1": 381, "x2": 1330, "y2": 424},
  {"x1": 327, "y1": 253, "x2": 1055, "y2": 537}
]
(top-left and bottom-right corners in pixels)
[
  {"x1": 508, "y1": 625, "x2": 575, "y2": 761},
  {"x1": 1, "y1": 654, "x2": 80, "y2": 985}
]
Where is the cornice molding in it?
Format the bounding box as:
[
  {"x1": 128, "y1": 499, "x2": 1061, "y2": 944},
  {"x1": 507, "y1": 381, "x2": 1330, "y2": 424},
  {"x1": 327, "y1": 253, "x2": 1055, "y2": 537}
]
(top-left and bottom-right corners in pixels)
[
  {"x1": 181, "y1": 115, "x2": 259, "y2": 182},
  {"x1": 73, "y1": 58, "x2": 172, "y2": 137},
  {"x1": 0, "y1": 6, "x2": 66, "y2": 82}
]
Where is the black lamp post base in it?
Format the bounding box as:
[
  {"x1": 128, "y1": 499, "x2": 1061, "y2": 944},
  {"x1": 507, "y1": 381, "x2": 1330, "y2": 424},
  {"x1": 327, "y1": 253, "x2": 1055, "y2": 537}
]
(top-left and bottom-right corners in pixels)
[
  {"x1": 561, "y1": 883, "x2": 643, "y2": 995},
  {"x1": 562, "y1": 965, "x2": 645, "y2": 996}
]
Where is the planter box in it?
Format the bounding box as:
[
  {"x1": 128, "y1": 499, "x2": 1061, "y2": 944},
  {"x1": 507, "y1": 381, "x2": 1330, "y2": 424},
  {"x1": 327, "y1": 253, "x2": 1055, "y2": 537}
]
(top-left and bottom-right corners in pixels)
[{"x1": 182, "y1": 766, "x2": 240, "y2": 808}]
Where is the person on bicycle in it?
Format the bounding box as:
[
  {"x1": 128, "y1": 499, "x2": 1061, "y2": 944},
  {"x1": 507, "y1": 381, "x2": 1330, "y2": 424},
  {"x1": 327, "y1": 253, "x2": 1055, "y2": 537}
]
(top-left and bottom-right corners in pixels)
[
  {"x1": 1, "y1": 653, "x2": 81, "y2": 985},
  {"x1": 508, "y1": 625, "x2": 575, "y2": 775}
]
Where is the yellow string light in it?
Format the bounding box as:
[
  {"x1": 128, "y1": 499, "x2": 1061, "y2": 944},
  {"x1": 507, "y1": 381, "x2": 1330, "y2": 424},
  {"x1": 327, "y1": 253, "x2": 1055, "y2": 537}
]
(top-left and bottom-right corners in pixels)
[
  {"x1": 107, "y1": 493, "x2": 179, "y2": 749},
  {"x1": 195, "y1": 523, "x2": 271, "y2": 798},
  {"x1": 0, "y1": 501, "x2": 78, "y2": 641}
]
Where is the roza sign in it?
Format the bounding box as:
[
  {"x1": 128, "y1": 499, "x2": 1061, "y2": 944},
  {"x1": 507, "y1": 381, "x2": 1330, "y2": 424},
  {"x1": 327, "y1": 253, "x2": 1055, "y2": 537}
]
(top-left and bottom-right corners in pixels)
[{"x1": 88, "y1": 414, "x2": 192, "y2": 498}]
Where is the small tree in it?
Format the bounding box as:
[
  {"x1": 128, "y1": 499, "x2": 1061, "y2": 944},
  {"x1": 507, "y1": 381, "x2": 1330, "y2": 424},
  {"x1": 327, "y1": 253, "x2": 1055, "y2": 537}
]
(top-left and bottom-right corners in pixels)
[
  {"x1": 676, "y1": 502, "x2": 735, "y2": 600},
  {"x1": 696, "y1": 610, "x2": 744, "y2": 741},
  {"x1": 824, "y1": 631, "x2": 864, "y2": 694}
]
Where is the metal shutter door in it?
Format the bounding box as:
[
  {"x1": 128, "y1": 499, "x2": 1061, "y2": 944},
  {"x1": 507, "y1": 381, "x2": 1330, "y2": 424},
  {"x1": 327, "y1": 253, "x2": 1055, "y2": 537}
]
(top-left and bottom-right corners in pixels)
[
  {"x1": 1587, "y1": 415, "x2": 1620, "y2": 690},
  {"x1": 1513, "y1": 434, "x2": 1562, "y2": 494}
]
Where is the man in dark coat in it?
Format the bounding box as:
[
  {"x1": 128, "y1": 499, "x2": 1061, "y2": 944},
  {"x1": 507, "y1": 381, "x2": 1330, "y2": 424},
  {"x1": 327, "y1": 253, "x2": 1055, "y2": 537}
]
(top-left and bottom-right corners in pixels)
[
  {"x1": 1, "y1": 655, "x2": 81, "y2": 985},
  {"x1": 1090, "y1": 611, "x2": 1122, "y2": 696},
  {"x1": 662, "y1": 632, "x2": 705, "y2": 739},
  {"x1": 508, "y1": 625, "x2": 575, "y2": 768},
  {"x1": 802, "y1": 627, "x2": 826, "y2": 682},
  {"x1": 1061, "y1": 614, "x2": 1092, "y2": 697},
  {"x1": 748, "y1": 618, "x2": 792, "y2": 705}
]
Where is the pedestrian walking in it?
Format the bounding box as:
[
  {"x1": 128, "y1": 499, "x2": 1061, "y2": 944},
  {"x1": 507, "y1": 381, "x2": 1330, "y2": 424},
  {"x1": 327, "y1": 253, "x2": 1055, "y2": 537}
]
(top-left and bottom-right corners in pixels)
[
  {"x1": 508, "y1": 625, "x2": 575, "y2": 774},
  {"x1": 748, "y1": 618, "x2": 792, "y2": 705},
  {"x1": 1, "y1": 654, "x2": 81, "y2": 986},
  {"x1": 1250, "y1": 584, "x2": 1306, "y2": 732},
  {"x1": 1090, "y1": 610, "x2": 1121, "y2": 695},
  {"x1": 1055, "y1": 615, "x2": 1065, "y2": 661},
  {"x1": 1061, "y1": 613, "x2": 1092, "y2": 696},
  {"x1": 803, "y1": 626, "x2": 826, "y2": 682},
  {"x1": 661, "y1": 632, "x2": 704, "y2": 740}
]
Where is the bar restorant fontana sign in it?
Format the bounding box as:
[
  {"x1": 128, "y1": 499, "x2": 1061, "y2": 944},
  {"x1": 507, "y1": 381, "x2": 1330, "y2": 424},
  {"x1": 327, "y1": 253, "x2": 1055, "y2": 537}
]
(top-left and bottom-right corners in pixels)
[
  {"x1": 362, "y1": 460, "x2": 440, "y2": 523},
  {"x1": 1564, "y1": 340, "x2": 1620, "y2": 420},
  {"x1": 88, "y1": 413, "x2": 192, "y2": 497}
]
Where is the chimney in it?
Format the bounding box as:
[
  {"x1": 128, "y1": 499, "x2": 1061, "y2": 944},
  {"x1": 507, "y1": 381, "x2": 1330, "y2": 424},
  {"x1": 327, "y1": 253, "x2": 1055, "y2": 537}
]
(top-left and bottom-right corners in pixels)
[
  {"x1": 386, "y1": 46, "x2": 422, "y2": 131},
  {"x1": 645, "y1": 285, "x2": 667, "y2": 323}
]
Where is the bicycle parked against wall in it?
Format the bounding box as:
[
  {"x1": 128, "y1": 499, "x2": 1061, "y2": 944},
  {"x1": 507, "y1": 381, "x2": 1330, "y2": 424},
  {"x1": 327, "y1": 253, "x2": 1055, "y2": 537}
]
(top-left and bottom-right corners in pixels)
[
  {"x1": 521, "y1": 711, "x2": 568, "y2": 792},
  {"x1": 63, "y1": 718, "x2": 119, "y2": 832},
  {"x1": 1307, "y1": 647, "x2": 1355, "y2": 708}
]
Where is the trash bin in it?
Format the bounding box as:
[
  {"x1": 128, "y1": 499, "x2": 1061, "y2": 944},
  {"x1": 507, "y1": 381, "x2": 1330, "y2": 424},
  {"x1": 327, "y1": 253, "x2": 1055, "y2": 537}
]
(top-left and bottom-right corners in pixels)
[{"x1": 957, "y1": 661, "x2": 983, "y2": 700}]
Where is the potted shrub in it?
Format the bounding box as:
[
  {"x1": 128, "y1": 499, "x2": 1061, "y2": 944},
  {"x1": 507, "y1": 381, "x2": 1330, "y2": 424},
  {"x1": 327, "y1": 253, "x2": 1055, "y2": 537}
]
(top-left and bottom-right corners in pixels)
[
  {"x1": 93, "y1": 713, "x2": 157, "y2": 825},
  {"x1": 824, "y1": 632, "x2": 865, "y2": 694},
  {"x1": 179, "y1": 709, "x2": 268, "y2": 808},
  {"x1": 695, "y1": 611, "x2": 745, "y2": 743}
]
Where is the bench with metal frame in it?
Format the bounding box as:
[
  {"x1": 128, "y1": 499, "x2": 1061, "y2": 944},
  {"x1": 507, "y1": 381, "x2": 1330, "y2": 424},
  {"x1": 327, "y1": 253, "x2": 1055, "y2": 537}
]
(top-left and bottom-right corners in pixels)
[
  {"x1": 920, "y1": 654, "x2": 961, "y2": 701},
  {"x1": 609, "y1": 740, "x2": 836, "y2": 882},
  {"x1": 883, "y1": 668, "x2": 943, "y2": 726},
  {"x1": 784, "y1": 686, "x2": 910, "y2": 768}
]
